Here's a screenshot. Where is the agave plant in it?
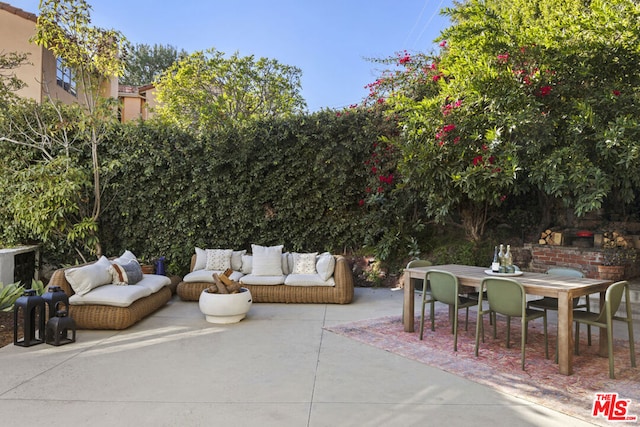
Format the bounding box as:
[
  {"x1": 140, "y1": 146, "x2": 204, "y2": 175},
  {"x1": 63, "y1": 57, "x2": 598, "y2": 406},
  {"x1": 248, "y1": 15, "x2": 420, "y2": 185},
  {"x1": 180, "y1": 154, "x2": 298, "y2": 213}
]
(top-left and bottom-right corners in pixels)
[{"x1": 0, "y1": 282, "x2": 26, "y2": 312}]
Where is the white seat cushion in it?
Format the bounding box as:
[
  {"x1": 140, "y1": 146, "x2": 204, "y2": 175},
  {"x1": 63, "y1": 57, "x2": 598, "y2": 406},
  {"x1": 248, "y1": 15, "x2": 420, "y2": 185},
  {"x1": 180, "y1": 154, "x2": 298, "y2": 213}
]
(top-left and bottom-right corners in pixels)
[
  {"x1": 183, "y1": 270, "x2": 244, "y2": 283},
  {"x1": 136, "y1": 274, "x2": 171, "y2": 293},
  {"x1": 284, "y1": 274, "x2": 335, "y2": 287},
  {"x1": 69, "y1": 284, "x2": 153, "y2": 307},
  {"x1": 240, "y1": 274, "x2": 286, "y2": 285}
]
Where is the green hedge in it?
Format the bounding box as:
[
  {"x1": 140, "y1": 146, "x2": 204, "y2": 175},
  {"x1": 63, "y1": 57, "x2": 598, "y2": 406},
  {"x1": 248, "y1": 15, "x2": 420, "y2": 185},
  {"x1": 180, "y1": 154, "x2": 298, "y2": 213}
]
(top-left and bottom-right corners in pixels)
[{"x1": 99, "y1": 109, "x2": 396, "y2": 275}]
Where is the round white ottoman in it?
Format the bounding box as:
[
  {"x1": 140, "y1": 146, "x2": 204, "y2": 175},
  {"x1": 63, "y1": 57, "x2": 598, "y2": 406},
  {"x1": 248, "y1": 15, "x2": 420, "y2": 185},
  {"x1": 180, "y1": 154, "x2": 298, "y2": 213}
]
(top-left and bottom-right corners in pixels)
[{"x1": 198, "y1": 287, "x2": 252, "y2": 324}]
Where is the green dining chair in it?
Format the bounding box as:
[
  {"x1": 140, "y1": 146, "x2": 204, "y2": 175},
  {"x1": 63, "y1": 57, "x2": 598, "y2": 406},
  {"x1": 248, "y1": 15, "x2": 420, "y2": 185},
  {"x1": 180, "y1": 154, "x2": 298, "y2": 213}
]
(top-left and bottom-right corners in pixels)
[
  {"x1": 528, "y1": 267, "x2": 591, "y2": 362},
  {"x1": 573, "y1": 280, "x2": 636, "y2": 379},
  {"x1": 419, "y1": 270, "x2": 476, "y2": 352},
  {"x1": 406, "y1": 259, "x2": 432, "y2": 293},
  {"x1": 528, "y1": 267, "x2": 592, "y2": 347},
  {"x1": 475, "y1": 277, "x2": 549, "y2": 370}
]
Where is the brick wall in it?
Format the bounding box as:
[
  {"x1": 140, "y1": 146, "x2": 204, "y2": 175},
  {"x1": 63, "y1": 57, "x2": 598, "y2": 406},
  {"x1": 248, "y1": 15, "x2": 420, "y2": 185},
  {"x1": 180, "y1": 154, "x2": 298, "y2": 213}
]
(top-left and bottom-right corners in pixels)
[{"x1": 523, "y1": 243, "x2": 640, "y2": 279}]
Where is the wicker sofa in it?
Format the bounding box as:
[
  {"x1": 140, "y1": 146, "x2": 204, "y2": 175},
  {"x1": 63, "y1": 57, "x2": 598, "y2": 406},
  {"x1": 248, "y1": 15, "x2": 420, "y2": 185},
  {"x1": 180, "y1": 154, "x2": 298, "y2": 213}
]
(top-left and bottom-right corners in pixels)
[
  {"x1": 48, "y1": 253, "x2": 172, "y2": 330},
  {"x1": 177, "y1": 247, "x2": 354, "y2": 304}
]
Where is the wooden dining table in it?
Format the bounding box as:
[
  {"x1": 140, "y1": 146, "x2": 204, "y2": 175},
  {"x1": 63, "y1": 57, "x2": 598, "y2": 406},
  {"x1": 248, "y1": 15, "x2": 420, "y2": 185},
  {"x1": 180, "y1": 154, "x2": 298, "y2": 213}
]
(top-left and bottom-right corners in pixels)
[{"x1": 403, "y1": 264, "x2": 613, "y2": 375}]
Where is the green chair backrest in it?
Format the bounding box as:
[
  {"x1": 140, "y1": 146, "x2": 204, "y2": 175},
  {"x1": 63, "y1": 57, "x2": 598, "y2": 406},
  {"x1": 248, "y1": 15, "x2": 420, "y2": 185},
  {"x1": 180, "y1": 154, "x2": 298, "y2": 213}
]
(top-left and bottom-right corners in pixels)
[
  {"x1": 427, "y1": 270, "x2": 459, "y2": 305},
  {"x1": 598, "y1": 281, "x2": 629, "y2": 323},
  {"x1": 407, "y1": 259, "x2": 432, "y2": 268},
  {"x1": 483, "y1": 277, "x2": 525, "y2": 318},
  {"x1": 546, "y1": 267, "x2": 584, "y2": 278}
]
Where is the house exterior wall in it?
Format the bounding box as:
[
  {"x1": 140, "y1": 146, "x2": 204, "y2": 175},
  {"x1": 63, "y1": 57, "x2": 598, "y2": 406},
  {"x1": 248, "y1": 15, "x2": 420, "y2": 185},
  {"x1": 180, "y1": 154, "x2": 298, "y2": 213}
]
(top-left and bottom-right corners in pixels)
[
  {"x1": 0, "y1": 2, "x2": 118, "y2": 106},
  {"x1": 0, "y1": 4, "x2": 44, "y2": 102}
]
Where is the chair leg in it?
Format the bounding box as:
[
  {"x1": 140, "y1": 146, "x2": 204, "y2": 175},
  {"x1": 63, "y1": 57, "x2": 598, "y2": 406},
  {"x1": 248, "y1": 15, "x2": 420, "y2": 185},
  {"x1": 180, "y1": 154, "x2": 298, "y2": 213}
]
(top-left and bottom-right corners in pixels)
[
  {"x1": 520, "y1": 318, "x2": 526, "y2": 370},
  {"x1": 430, "y1": 300, "x2": 436, "y2": 332},
  {"x1": 474, "y1": 310, "x2": 482, "y2": 357},
  {"x1": 465, "y1": 307, "x2": 469, "y2": 331},
  {"x1": 453, "y1": 304, "x2": 459, "y2": 352},
  {"x1": 575, "y1": 322, "x2": 580, "y2": 355},
  {"x1": 543, "y1": 313, "x2": 549, "y2": 360},
  {"x1": 586, "y1": 295, "x2": 592, "y2": 346},
  {"x1": 607, "y1": 320, "x2": 615, "y2": 379}
]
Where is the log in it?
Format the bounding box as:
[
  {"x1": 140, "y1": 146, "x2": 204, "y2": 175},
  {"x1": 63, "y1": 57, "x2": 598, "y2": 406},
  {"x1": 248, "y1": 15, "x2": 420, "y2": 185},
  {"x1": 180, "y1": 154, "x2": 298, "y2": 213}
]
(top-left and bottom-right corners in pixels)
[{"x1": 212, "y1": 273, "x2": 229, "y2": 294}]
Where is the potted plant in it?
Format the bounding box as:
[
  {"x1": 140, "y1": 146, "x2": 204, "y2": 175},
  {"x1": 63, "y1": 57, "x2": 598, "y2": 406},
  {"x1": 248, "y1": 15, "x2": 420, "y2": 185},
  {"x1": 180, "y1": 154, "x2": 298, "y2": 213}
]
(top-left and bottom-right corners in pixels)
[{"x1": 597, "y1": 232, "x2": 637, "y2": 280}]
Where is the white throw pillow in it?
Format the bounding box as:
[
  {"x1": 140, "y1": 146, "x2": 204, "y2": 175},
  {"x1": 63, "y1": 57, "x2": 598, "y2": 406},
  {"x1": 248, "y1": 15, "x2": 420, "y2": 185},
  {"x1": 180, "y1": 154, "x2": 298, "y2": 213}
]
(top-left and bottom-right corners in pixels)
[
  {"x1": 251, "y1": 244, "x2": 284, "y2": 276},
  {"x1": 205, "y1": 249, "x2": 233, "y2": 270},
  {"x1": 292, "y1": 252, "x2": 318, "y2": 274},
  {"x1": 194, "y1": 247, "x2": 207, "y2": 271},
  {"x1": 231, "y1": 250, "x2": 246, "y2": 271},
  {"x1": 316, "y1": 252, "x2": 336, "y2": 281},
  {"x1": 241, "y1": 255, "x2": 253, "y2": 274},
  {"x1": 65, "y1": 256, "x2": 113, "y2": 296},
  {"x1": 113, "y1": 250, "x2": 137, "y2": 265}
]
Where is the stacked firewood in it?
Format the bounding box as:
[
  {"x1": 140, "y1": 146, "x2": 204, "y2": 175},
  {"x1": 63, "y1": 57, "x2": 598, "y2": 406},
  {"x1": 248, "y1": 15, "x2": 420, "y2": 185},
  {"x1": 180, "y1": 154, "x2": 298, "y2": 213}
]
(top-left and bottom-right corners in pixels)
[
  {"x1": 538, "y1": 229, "x2": 561, "y2": 245},
  {"x1": 603, "y1": 231, "x2": 630, "y2": 248},
  {"x1": 205, "y1": 269, "x2": 243, "y2": 294}
]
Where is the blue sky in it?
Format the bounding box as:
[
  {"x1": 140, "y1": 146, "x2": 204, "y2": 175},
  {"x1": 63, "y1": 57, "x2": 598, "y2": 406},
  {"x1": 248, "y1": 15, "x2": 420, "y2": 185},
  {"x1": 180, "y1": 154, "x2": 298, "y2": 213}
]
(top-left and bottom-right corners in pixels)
[{"x1": 11, "y1": 0, "x2": 454, "y2": 111}]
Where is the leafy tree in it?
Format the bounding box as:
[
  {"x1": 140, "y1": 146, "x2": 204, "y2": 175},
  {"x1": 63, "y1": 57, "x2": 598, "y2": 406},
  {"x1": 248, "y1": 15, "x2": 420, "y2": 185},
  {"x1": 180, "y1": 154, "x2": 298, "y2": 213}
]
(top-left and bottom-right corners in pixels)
[
  {"x1": 154, "y1": 48, "x2": 306, "y2": 134},
  {"x1": 0, "y1": 0, "x2": 127, "y2": 260},
  {"x1": 120, "y1": 43, "x2": 187, "y2": 86},
  {"x1": 366, "y1": 0, "x2": 640, "y2": 241},
  {"x1": 0, "y1": 52, "x2": 28, "y2": 104}
]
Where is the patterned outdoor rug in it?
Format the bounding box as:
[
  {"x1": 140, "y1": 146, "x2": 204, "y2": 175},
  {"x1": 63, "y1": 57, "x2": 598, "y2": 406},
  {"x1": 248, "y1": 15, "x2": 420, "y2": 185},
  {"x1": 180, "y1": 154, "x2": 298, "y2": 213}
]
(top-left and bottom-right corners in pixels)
[{"x1": 325, "y1": 309, "x2": 640, "y2": 426}]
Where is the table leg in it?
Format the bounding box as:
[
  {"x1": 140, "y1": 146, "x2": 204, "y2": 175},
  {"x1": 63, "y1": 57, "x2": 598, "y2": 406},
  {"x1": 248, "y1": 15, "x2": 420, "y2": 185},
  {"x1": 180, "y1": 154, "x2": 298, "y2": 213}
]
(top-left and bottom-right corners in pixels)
[
  {"x1": 403, "y1": 272, "x2": 414, "y2": 332},
  {"x1": 557, "y1": 292, "x2": 574, "y2": 375}
]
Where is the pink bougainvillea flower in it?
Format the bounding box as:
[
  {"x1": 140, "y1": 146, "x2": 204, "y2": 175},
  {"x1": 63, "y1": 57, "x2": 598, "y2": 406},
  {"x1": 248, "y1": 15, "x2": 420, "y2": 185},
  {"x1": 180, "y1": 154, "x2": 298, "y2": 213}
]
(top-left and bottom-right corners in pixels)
[
  {"x1": 365, "y1": 187, "x2": 371, "y2": 193},
  {"x1": 371, "y1": 166, "x2": 378, "y2": 174},
  {"x1": 481, "y1": 144, "x2": 488, "y2": 151},
  {"x1": 500, "y1": 195, "x2": 507, "y2": 202},
  {"x1": 497, "y1": 53, "x2": 509, "y2": 63},
  {"x1": 439, "y1": 40, "x2": 448, "y2": 48},
  {"x1": 438, "y1": 141, "x2": 445, "y2": 147},
  {"x1": 377, "y1": 97, "x2": 385, "y2": 104},
  {"x1": 472, "y1": 155, "x2": 483, "y2": 166},
  {"x1": 488, "y1": 156, "x2": 495, "y2": 164},
  {"x1": 613, "y1": 90, "x2": 621, "y2": 96},
  {"x1": 442, "y1": 124, "x2": 456, "y2": 133},
  {"x1": 453, "y1": 137, "x2": 460, "y2": 145},
  {"x1": 358, "y1": 199, "x2": 365, "y2": 207},
  {"x1": 377, "y1": 186, "x2": 384, "y2": 193},
  {"x1": 454, "y1": 99, "x2": 462, "y2": 108},
  {"x1": 432, "y1": 74, "x2": 442, "y2": 82}
]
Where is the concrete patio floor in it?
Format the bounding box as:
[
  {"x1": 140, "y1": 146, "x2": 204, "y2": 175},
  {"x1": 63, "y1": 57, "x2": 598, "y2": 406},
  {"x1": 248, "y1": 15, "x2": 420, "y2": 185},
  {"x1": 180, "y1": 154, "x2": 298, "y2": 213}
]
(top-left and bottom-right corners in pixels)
[{"x1": 1, "y1": 284, "x2": 638, "y2": 427}]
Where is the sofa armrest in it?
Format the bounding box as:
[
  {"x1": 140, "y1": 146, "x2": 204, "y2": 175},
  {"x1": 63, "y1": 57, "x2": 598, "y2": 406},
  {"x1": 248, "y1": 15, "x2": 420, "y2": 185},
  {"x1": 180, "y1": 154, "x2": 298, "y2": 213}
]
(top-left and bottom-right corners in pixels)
[
  {"x1": 190, "y1": 254, "x2": 197, "y2": 272},
  {"x1": 48, "y1": 268, "x2": 76, "y2": 297},
  {"x1": 333, "y1": 255, "x2": 354, "y2": 298}
]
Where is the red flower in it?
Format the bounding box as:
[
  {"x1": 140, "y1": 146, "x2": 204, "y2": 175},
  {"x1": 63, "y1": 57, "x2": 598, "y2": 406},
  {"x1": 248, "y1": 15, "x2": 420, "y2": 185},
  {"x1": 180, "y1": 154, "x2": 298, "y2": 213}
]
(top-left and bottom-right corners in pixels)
[
  {"x1": 365, "y1": 187, "x2": 371, "y2": 193},
  {"x1": 377, "y1": 97, "x2": 385, "y2": 104},
  {"x1": 432, "y1": 74, "x2": 442, "y2": 82},
  {"x1": 472, "y1": 155, "x2": 483, "y2": 166},
  {"x1": 371, "y1": 166, "x2": 378, "y2": 174},
  {"x1": 442, "y1": 124, "x2": 456, "y2": 133},
  {"x1": 488, "y1": 156, "x2": 495, "y2": 164},
  {"x1": 358, "y1": 199, "x2": 365, "y2": 207},
  {"x1": 497, "y1": 53, "x2": 509, "y2": 63},
  {"x1": 481, "y1": 144, "x2": 488, "y2": 151},
  {"x1": 453, "y1": 137, "x2": 460, "y2": 145},
  {"x1": 398, "y1": 52, "x2": 411, "y2": 64},
  {"x1": 439, "y1": 40, "x2": 448, "y2": 48},
  {"x1": 538, "y1": 85, "x2": 552, "y2": 97},
  {"x1": 377, "y1": 186, "x2": 384, "y2": 193},
  {"x1": 613, "y1": 90, "x2": 621, "y2": 96},
  {"x1": 500, "y1": 195, "x2": 507, "y2": 202}
]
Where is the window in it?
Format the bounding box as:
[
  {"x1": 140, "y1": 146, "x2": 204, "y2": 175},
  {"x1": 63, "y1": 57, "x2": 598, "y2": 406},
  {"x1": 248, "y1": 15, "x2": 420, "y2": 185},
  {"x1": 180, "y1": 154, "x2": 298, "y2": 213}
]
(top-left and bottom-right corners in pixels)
[{"x1": 56, "y1": 58, "x2": 77, "y2": 96}]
